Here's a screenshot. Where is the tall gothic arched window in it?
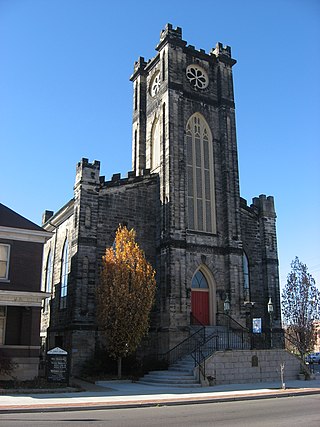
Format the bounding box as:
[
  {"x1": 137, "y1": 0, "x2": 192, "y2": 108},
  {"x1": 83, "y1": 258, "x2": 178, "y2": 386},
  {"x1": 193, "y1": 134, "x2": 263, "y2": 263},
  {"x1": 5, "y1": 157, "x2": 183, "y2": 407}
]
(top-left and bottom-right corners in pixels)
[
  {"x1": 243, "y1": 252, "x2": 250, "y2": 301},
  {"x1": 60, "y1": 239, "x2": 69, "y2": 309},
  {"x1": 186, "y1": 113, "x2": 216, "y2": 233},
  {"x1": 151, "y1": 116, "x2": 160, "y2": 172},
  {"x1": 44, "y1": 250, "x2": 53, "y2": 312}
]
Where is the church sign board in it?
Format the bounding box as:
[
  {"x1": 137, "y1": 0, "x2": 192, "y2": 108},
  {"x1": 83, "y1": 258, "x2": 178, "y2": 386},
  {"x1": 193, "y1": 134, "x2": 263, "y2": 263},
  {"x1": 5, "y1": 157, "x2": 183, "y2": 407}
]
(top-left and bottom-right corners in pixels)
[
  {"x1": 46, "y1": 347, "x2": 69, "y2": 384},
  {"x1": 252, "y1": 318, "x2": 262, "y2": 334}
]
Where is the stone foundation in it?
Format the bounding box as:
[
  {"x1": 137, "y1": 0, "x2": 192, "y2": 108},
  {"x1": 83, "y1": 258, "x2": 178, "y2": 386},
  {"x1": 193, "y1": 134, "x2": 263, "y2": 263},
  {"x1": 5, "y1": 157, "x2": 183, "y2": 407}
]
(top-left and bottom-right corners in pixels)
[{"x1": 201, "y1": 349, "x2": 302, "y2": 385}]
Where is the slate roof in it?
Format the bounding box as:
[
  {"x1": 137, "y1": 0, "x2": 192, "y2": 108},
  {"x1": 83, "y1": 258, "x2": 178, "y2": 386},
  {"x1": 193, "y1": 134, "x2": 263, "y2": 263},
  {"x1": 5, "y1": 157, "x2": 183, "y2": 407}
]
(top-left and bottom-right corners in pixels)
[{"x1": 0, "y1": 203, "x2": 43, "y2": 231}]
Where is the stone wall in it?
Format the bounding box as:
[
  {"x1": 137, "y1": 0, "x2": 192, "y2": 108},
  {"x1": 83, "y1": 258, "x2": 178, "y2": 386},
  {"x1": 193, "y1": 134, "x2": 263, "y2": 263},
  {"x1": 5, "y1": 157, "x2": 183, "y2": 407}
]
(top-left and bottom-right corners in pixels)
[
  {"x1": 42, "y1": 162, "x2": 160, "y2": 374},
  {"x1": 202, "y1": 349, "x2": 302, "y2": 385}
]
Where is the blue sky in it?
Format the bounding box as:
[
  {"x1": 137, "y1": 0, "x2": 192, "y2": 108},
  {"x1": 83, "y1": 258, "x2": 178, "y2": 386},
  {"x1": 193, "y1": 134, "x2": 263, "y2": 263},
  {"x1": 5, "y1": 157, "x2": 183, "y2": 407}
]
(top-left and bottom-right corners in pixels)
[{"x1": 0, "y1": 0, "x2": 319, "y2": 289}]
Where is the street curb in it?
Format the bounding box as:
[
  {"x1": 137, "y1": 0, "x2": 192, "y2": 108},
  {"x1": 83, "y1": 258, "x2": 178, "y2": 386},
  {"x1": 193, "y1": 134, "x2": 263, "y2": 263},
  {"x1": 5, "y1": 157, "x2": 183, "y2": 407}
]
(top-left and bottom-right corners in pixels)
[
  {"x1": 1, "y1": 388, "x2": 320, "y2": 414},
  {"x1": 0, "y1": 387, "x2": 80, "y2": 395}
]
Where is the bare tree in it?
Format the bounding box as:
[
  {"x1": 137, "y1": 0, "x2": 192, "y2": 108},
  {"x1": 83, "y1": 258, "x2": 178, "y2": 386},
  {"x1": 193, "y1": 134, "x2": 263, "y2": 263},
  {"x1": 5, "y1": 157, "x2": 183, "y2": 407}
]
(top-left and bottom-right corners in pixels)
[
  {"x1": 97, "y1": 225, "x2": 156, "y2": 378},
  {"x1": 282, "y1": 257, "x2": 320, "y2": 358}
]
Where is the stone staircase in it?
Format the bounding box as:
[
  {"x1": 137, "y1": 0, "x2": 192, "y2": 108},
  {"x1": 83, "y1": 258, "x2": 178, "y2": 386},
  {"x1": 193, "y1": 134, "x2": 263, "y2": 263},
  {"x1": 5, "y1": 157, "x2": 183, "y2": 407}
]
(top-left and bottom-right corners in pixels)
[
  {"x1": 138, "y1": 325, "x2": 250, "y2": 387},
  {"x1": 138, "y1": 355, "x2": 200, "y2": 388}
]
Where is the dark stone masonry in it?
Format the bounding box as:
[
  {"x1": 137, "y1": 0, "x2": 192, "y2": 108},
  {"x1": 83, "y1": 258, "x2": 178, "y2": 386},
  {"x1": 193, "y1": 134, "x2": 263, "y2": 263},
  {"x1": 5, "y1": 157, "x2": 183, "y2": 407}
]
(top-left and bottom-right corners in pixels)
[{"x1": 41, "y1": 24, "x2": 281, "y2": 374}]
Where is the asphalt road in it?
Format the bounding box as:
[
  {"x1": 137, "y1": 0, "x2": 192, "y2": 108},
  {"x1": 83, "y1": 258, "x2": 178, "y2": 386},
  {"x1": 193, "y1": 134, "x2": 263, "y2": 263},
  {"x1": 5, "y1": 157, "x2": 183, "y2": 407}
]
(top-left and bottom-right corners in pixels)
[{"x1": 1, "y1": 395, "x2": 320, "y2": 426}]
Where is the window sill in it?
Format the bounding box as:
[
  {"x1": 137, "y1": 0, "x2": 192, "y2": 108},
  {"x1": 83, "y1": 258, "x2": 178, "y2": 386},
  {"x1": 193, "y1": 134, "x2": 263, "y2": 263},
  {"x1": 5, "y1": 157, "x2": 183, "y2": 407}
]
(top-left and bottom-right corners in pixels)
[{"x1": 186, "y1": 229, "x2": 217, "y2": 237}]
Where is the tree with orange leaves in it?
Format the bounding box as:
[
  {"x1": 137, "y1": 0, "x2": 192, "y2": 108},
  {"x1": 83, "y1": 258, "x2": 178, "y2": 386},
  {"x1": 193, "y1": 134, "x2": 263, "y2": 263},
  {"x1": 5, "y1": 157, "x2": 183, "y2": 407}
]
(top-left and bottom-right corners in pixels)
[{"x1": 97, "y1": 225, "x2": 156, "y2": 378}]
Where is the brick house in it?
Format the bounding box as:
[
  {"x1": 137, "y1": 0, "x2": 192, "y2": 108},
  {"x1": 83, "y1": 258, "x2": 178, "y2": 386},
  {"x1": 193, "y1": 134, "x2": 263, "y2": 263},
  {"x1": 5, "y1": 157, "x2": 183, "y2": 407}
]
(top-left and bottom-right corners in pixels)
[
  {"x1": 0, "y1": 203, "x2": 51, "y2": 380},
  {"x1": 41, "y1": 24, "x2": 282, "y2": 374}
]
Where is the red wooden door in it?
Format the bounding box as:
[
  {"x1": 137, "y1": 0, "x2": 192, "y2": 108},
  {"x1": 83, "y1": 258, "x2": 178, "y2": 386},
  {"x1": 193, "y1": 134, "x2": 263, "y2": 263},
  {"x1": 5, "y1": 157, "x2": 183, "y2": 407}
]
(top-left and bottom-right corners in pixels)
[{"x1": 191, "y1": 290, "x2": 209, "y2": 325}]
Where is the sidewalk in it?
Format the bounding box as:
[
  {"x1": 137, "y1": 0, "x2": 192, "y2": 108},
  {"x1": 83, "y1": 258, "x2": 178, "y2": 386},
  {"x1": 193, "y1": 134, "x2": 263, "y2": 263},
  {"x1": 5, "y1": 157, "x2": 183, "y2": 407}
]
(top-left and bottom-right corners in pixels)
[{"x1": 1, "y1": 375, "x2": 320, "y2": 413}]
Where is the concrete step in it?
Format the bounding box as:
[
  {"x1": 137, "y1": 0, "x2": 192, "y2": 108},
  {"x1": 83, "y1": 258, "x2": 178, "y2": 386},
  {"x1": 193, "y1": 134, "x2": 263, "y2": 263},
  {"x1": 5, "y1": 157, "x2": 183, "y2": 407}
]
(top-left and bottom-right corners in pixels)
[
  {"x1": 142, "y1": 376, "x2": 197, "y2": 384},
  {"x1": 145, "y1": 371, "x2": 194, "y2": 378},
  {"x1": 138, "y1": 380, "x2": 200, "y2": 388},
  {"x1": 168, "y1": 366, "x2": 194, "y2": 373},
  {"x1": 170, "y1": 361, "x2": 194, "y2": 368}
]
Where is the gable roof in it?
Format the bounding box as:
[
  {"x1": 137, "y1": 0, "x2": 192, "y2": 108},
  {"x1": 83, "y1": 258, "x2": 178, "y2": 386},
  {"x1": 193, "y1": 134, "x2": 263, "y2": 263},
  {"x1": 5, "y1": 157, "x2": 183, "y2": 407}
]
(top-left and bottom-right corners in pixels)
[{"x1": 0, "y1": 203, "x2": 43, "y2": 231}]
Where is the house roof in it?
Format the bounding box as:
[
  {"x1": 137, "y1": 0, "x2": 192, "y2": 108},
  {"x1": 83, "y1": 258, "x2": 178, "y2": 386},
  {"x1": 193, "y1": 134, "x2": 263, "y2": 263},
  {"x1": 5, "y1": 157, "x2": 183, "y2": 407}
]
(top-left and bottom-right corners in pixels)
[{"x1": 0, "y1": 203, "x2": 43, "y2": 231}]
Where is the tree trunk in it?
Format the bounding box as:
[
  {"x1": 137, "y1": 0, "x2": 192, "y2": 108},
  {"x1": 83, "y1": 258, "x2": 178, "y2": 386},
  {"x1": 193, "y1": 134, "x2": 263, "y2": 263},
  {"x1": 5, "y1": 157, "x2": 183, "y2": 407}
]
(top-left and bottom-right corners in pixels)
[{"x1": 117, "y1": 356, "x2": 122, "y2": 379}]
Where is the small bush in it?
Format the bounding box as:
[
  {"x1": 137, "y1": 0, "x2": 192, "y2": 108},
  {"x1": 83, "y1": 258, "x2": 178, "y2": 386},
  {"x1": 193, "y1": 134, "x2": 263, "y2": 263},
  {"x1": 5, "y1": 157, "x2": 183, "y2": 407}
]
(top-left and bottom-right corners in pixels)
[
  {"x1": 0, "y1": 377, "x2": 68, "y2": 390},
  {"x1": 0, "y1": 356, "x2": 17, "y2": 378}
]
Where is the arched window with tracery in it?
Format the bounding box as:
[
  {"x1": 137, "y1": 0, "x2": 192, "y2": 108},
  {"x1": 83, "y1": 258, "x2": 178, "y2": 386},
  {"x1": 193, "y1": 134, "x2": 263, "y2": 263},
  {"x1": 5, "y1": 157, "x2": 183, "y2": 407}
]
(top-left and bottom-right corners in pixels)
[
  {"x1": 60, "y1": 238, "x2": 69, "y2": 309},
  {"x1": 192, "y1": 270, "x2": 209, "y2": 289},
  {"x1": 186, "y1": 113, "x2": 216, "y2": 233}
]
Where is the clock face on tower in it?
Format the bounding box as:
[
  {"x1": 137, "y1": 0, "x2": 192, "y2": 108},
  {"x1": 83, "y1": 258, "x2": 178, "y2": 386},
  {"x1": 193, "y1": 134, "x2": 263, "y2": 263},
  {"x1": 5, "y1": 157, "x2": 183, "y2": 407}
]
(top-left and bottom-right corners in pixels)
[{"x1": 186, "y1": 64, "x2": 209, "y2": 89}]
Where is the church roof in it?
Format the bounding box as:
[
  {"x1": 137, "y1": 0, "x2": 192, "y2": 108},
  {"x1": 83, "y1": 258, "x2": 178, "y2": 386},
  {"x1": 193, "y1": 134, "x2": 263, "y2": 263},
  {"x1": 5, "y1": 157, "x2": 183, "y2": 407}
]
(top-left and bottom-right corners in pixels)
[{"x1": 0, "y1": 203, "x2": 43, "y2": 231}]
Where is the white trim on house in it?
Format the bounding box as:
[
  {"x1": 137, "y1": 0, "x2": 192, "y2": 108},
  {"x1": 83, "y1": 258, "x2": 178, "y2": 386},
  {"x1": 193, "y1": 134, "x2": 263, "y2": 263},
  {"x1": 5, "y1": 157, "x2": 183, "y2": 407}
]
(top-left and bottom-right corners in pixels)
[
  {"x1": 0, "y1": 290, "x2": 51, "y2": 307},
  {"x1": 0, "y1": 226, "x2": 52, "y2": 243}
]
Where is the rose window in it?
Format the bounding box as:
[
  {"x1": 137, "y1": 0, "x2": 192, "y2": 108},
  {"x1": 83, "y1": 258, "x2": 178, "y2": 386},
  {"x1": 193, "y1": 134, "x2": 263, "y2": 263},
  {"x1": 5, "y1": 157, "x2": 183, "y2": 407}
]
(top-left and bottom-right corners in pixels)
[
  {"x1": 150, "y1": 72, "x2": 161, "y2": 97},
  {"x1": 186, "y1": 65, "x2": 209, "y2": 89}
]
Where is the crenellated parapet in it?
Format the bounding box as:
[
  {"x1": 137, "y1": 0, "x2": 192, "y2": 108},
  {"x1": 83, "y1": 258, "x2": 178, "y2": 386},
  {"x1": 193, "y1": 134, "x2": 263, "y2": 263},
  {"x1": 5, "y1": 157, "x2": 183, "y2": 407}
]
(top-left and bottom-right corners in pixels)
[
  {"x1": 156, "y1": 23, "x2": 185, "y2": 51},
  {"x1": 130, "y1": 57, "x2": 148, "y2": 81},
  {"x1": 75, "y1": 158, "x2": 101, "y2": 190},
  {"x1": 210, "y1": 42, "x2": 236, "y2": 66},
  {"x1": 252, "y1": 194, "x2": 276, "y2": 218},
  {"x1": 241, "y1": 194, "x2": 276, "y2": 218},
  {"x1": 98, "y1": 168, "x2": 157, "y2": 191}
]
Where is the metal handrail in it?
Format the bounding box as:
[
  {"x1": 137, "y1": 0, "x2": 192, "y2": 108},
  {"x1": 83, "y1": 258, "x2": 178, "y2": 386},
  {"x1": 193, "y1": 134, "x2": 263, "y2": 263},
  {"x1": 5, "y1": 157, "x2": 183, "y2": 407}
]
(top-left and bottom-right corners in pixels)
[
  {"x1": 160, "y1": 325, "x2": 206, "y2": 365},
  {"x1": 190, "y1": 312, "x2": 206, "y2": 327},
  {"x1": 216, "y1": 312, "x2": 249, "y2": 332}
]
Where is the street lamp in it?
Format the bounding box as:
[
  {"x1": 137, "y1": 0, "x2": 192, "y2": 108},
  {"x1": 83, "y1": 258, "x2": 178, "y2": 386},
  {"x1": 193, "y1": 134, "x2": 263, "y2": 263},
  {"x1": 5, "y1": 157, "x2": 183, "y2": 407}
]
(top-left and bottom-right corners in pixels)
[
  {"x1": 267, "y1": 297, "x2": 274, "y2": 348},
  {"x1": 224, "y1": 294, "x2": 231, "y2": 349}
]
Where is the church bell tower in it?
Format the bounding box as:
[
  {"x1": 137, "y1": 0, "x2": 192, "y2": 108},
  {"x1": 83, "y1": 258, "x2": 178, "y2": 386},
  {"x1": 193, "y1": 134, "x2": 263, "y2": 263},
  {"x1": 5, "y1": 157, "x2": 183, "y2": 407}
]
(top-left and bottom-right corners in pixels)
[{"x1": 130, "y1": 24, "x2": 252, "y2": 350}]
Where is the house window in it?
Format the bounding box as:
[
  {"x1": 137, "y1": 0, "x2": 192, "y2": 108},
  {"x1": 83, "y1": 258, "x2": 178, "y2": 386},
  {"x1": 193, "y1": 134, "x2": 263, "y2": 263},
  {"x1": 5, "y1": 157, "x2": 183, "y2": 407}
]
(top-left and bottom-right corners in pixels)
[
  {"x1": 243, "y1": 252, "x2": 250, "y2": 301},
  {"x1": 186, "y1": 113, "x2": 216, "y2": 233},
  {"x1": 60, "y1": 239, "x2": 69, "y2": 309},
  {"x1": 0, "y1": 244, "x2": 10, "y2": 280}
]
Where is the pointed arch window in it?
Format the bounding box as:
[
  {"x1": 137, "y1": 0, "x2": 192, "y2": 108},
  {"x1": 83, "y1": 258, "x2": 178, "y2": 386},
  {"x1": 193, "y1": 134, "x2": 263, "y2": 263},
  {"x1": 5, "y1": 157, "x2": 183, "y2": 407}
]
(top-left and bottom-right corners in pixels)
[
  {"x1": 60, "y1": 239, "x2": 69, "y2": 309},
  {"x1": 186, "y1": 113, "x2": 216, "y2": 233},
  {"x1": 151, "y1": 116, "x2": 160, "y2": 172},
  {"x1": 243, "y1": 252, "x2": 250, "y2": 301},
  {"x1": 44, "y1": 250, "x2": 53, "y2": 312},
  {"x1": 191, "y1": 270, "x2": 209, "y2": 289}
]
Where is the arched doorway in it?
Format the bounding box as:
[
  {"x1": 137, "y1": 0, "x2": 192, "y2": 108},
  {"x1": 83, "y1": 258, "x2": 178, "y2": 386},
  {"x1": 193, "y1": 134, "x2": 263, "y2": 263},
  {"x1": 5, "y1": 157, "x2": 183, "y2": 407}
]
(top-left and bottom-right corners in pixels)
[{"x1": 191, "y1": 270, "x2": 210, "y2": 325}]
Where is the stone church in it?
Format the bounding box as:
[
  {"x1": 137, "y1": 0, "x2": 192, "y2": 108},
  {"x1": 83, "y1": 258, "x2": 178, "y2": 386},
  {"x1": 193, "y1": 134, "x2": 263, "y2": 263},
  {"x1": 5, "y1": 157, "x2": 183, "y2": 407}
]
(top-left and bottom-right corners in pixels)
[{"x1": 41, "y1": 24, "x2": 282, "y2": 374}]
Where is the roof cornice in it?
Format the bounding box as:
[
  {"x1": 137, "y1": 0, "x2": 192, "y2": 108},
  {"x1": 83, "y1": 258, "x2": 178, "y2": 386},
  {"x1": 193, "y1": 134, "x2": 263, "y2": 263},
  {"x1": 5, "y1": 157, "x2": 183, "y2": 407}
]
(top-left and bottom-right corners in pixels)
[{"x1": 0, "y1": 226, "x2": 52, "y2": 243}]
